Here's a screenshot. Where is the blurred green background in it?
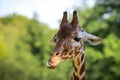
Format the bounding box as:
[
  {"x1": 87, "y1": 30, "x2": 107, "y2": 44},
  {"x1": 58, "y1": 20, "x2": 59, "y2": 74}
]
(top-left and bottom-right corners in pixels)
[{"x1": 0, "y1": 0, "x2": 120, "y2": 80}]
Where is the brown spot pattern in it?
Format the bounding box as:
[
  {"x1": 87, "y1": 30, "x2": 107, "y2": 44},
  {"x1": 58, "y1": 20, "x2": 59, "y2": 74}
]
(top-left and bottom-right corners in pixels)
[
  {"x1": 69, "y1": 50, "x2": 74, "y2": 55},
  {"x1": 73, "y1": 72, "x2": 79, "y2": 80},
  {"x1": 81, "y1": 76, "x2": 85, "y2": 80},
  {"x1": 76, "y1": 51, "x2": 80, "y2": 56},
  {"x1": 77, "y1": 57, "x2": 80, "y2": 65},
  {"x1": 81, "y1": 54, "x2": 84, "y2": 62},
  {"x1": 73, "y1": 61, "x2": 77, "y2": 72},
  {"x1": 72, "y1": 52, "x2": 85, "y2": 80},
  {"x1": 62, "y1": 56, "x2": 69, "y2": 60},
  {"x1": 70, "y1": 56, "x2": 73, "y2": 59},
  {"x1": 80, "y1": 61, "x2": 85, "y2": 75}
]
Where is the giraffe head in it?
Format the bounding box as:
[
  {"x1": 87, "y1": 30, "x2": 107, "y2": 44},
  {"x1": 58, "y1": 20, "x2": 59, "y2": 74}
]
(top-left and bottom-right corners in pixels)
[{"x1": 47, "y1": 10, "x2": 102, "y2": 69}]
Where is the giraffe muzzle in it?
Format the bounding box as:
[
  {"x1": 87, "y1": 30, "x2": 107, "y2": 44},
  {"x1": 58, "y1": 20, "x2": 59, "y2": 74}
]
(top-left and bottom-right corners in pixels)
[
  {"x1": 47, "y1": 56, "x2": 61, "y2": 69},
  {"x1": 47, "y1": 60, "x2": 56, "y2": 69}
]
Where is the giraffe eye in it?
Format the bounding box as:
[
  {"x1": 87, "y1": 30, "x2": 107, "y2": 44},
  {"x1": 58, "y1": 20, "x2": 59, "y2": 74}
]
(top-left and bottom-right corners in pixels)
[
  {"x1": 54, "y1": 39, "x2": 56, "y2": 42},
  {"x1": 74, "y1": 37, "x2": 81, "y2": 42}
]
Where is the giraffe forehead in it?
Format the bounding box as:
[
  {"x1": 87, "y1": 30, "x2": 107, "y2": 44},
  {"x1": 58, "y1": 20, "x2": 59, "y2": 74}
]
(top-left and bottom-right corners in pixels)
[{"x1": 58, "y1": 24, "x2": 76, "y2": 38}]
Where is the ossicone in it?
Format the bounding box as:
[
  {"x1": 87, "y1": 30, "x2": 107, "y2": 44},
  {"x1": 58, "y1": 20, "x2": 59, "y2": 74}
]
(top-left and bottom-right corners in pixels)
[
  {"x1": 60, "y1": 11, "x2": 68, "y2": 27},
  {"x1": 71, "y1": 10, "x2": 78, "y2": 29}
]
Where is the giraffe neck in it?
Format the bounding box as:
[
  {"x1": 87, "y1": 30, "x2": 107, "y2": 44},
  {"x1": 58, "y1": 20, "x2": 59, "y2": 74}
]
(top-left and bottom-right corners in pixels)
[{"x1": 71, "y1": 52, "x2": 85, "y2": 80}]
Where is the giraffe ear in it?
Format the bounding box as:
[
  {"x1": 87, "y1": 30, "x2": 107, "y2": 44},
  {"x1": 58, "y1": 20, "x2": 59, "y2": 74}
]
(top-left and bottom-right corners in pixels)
[
  {"x1": 87, "y1": 37, "x2": 102, "y2": 45},
  {"x1": 60, "y1": 11, "x2": 68, "y2": 27},
  {"x1": 71, "y1": 10, "x2": 78, "y2": 29},
  {"x1": 85, "y1": 33, "x2": 102, "y2": 45}
]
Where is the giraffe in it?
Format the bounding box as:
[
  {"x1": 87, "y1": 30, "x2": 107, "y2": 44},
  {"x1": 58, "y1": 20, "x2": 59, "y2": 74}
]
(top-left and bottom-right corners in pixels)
[{"x1": 47, "y1": 10, "x2": 102, "y2": 80}]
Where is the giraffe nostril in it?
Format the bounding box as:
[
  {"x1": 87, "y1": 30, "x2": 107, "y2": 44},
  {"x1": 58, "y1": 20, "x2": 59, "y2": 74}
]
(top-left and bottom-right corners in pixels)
[{"x1": 56, "y1": 52, "x2": 60, "y2": 56}]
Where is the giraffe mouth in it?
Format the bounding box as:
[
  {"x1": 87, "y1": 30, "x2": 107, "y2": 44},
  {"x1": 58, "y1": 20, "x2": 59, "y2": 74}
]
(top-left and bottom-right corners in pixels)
[
  {"x1": 47, "y1": 61, "x2": 56, "y2": 69},
  {"x1": 47, "y1": 56, "x2": 61, "y2": 69}
]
